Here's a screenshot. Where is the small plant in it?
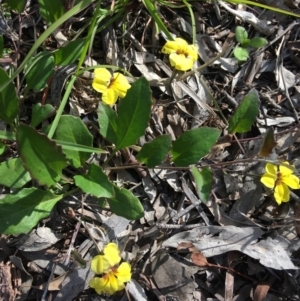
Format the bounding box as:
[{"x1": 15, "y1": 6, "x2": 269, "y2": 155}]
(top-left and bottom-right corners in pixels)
[{"x1": 233, "y1": 26, "x2": 267, "y2": 61}]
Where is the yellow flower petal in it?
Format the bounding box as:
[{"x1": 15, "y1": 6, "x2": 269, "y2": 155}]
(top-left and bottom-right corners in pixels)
[
  {"x1": 91, "y1": 243, "x2": 121, "y2": 274},
  {"x1": 274, "y1": 183, "x2": 290, "y2": 205},
  {"x1": 112, "y1": 73, "x2": 131, "y2": 98},
  {"x1": 103, "y1": 243, "x2": 121, "y2": 265},
  {"x1": 91, "y1": 255, "x2": 109, "y2": 274},
  {"x1": 174, "y1": 37, "x2": 189, "y2": 47},
  {"x1": 92, "y1": 68, "x2": 112, "y2": 93},
  {"x1": 279, "y1": 161, "x2": 295, "y2": 175},
  {"x1": 162, "y1": 38, "x2": 188, "y2": 54},
  {"x1": 265, "y1": 163, "x2": 277, "y2": 176},
  {"x1": 260, "y1": 173, "x2": 276, "y2": 189},
  {"x1": 89, "y1": 277, "x2": 103, "y2": 294},
  {"x1": 115, "y1": 262, "x2": 131, "y2": 283},
  {"x1": 187, "y1": 44, "x2": 198, "y2": 62},
  {"x1": 169, "y1": 53, "x2": 194, "y2": 71},
  {"x1": 282, "y1": 174, "x2": 300, "y2": 189},
  {"x1": 102, "y1": 87, "x2": 119, "y2": 105}
]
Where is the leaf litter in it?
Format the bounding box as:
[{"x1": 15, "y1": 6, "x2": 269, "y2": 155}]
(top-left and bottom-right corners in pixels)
[{"x1": 1, "y1": 1, "x2": 300, "y2": 301}]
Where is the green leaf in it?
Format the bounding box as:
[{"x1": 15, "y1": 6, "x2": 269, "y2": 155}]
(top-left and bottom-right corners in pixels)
[
  {"x1": 235, "y1": 26, "x2": 248, "y2": 45},
  {"x1": 233, "y1": 47, "x2": 249, "y2": 61},
  {"x1": 0, "y1": 35, "x2": 3, "y2": 57},
  {"x1": 54, "y1": 38, "x2": 85, "y2": 66},
  {"x1": 171, "y1": 127, "x2": 220, "y2": 167},
  {"x1": 38, "y1": 0, "x2": 65, "y2": 24},
  {"x1": 248, "y1": 37, "x2": 268, "y2": 48},
  {"x1": 115, "y1": 77, "x2": 152, "y2": 150},
  {"x1": 0, "y1": 188, "x2": 62, "y2": 234},
  {"x1": 227, "y1": 89, "x2": 260, "y2": 134},
  {"x1": 52, "y1": 115, "x2": 93, "y2": 168},
  {"x1": 0, "y1": 67, "x2": 19, "y2": 124},
  {"x1": 31, "y1": 103, "x2": 55, "y2": 127},
  {"x1": 16, "y1": 124, "x2": 67, "y2": 187},
  {"x1": 0, "y1": 158, "x2": 31, "y2": 189},
  {"x1": 136, "y1": 135, "x2": 172, "y2": 168},
  {"x1": 108, "y1": 186, "x2": 144, "y2": 220},
  {"x1": 74, "y1": 164, "x2": 115, "y2": 198},
  {"x1": 98, "y1": 102, "x2": 118, "y2": 145},
  {"x1": 25, "y1": 51, "x2": 55, "y2": 91},
  {"x1": 191, "y1": 166, "x2": 213, "y2": 203},
  {"x1": 6, "y1": 0, "x2": 26, "y2": 12}
]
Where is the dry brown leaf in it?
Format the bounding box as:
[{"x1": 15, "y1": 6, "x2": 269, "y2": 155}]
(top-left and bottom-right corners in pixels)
[
  {"x1": 178, "y1": 242, "x2": 210, "y2": 267},
  {"x1": 177, "y1": 242, "x2": 195, "y2": 252},
  {"x1": 191, "y1": 251, "x2": 210, "y2": 267},
  {"x1": 35, "y1": 271, "x2": 70, "y2": 291},
  {"x1": 259, "y1": 127, "x2": 277, "y2": 157}
]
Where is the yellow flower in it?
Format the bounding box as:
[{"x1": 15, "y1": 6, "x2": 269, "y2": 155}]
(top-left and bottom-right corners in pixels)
[
  {"x1": 260, "y1": 162, "x2": 300, "y2": 205},
  {"x1": 89, "y1": 262, "x2": 131, "y2": 295},
  {"x1": 91, "y1": 243, "x2": 121, "y2": 274},
  {"x1": 89, "y1": 243, "x2": 132, "y2": 295},
  {"x1": 92, "y1": 68, "x2": 131, "y2": 105},
  {"x1": 162, "y1": 38, "x2": 198, "y2": 71}
]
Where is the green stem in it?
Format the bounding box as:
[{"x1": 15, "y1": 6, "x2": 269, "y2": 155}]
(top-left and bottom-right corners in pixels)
[
  {"x1": 76, "y1": 0, "x2": 102, "y2": 75},
  {"x1": 47, "y1": 75, "x2": 76, "y2": 139},
  {"x1": 142, "y1": 0, "x2": 174, "y2": 41},
  {"x1": 182, "y1": 0, "x2": 196, "y2": 45}
]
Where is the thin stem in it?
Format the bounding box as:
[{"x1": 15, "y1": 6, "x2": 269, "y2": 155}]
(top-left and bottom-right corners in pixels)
[
  {"x1": 198, "y1": 75, "x2": 228, "y2": 125},
  {"x1": 76, "y1": 0, "x2": 102, "y2": 75},
  {"x1": 182, "y1": 0, "x2": 196, "y2": 45}
]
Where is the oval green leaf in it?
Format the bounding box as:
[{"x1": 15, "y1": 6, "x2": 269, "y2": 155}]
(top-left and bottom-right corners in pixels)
[
  {"x1": 171, "y1": 127, "x2": 220, "y2": 167},
  {"x1": 191, "y1": 166, "x2": 213, "y2": 203},
  {"x1": 227, "y1": 88, "x2": 260, "y2": 134},
  {"x1": 115, "y1": 77, "x2": 152, "y2": 150},
  {"x1": 136, "y1": 135, "x2": 172, "y2": 168},
  {"x1": 248, "y1": 37, "x2": 268, "y2": 49},
  {"x1": 233, "y1": 47, "x2": 249, "y2": 61},
  {"x1": 52, "y1": 115, "x2": 93, "y2": 168},
  {"x1": 31, "y1": 103, "x2": 55, "y2": 127},
  {"x1": 25, "y1": 51, "x2": 55, "y2": 91},
  {"x1": 74, "y1": 164, "x2": 115, "y2": 198},
  {"x1": 108, "y1": 186, "x2": 144, "y2": 220},
  {"x1": 0, "y1": 188, "x2": 62, "y2": 234},
  {"x1": 0, "y1": 158, "x2": 31, "y2": 188},
  {"x1": 235, "y1": 26, "x2": 248, "y2": 45},
  {"x1": 98, "y1": 102, "x2": 118, "y2": 145},
  {"x1": 16, "y1": 124, "x2": 67, "y2": 187},
  {"x1": 0, "y1": 67, "x2": 19, "y2": 124}
]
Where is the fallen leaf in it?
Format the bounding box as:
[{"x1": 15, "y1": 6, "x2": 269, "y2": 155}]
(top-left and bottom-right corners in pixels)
[{"x1": 191, "y1": 251, "x2": 210, "y2": 267}]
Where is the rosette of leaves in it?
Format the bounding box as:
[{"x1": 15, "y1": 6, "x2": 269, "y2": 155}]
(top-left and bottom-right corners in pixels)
[{"x1": 234, "y1": 26, "x2": 267, "y2": 62}]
